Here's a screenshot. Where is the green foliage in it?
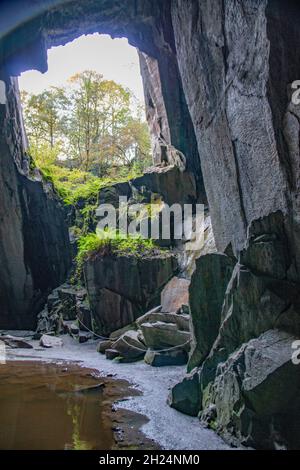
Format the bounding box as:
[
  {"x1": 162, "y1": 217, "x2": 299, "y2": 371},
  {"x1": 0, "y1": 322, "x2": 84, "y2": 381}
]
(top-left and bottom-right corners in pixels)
[
  {"x1": 21, "y1": 71, "x2": 152, "y2": 176},
  {"x1": 29, "y1": 141, "x2": 143, "y2": 206},
  {"x1": 74, "y1": 229, "x2": 159, "y2": 283},
  {"x1": 77, "y1": 229, "x2": 158, "y2": 264}
]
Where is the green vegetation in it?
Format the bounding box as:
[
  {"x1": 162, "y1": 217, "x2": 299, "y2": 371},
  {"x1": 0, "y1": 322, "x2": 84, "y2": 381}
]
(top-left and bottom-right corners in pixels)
[
  {"x1": 21, "y1": 71, "x2": 152, "y2": 178},
  {"x1": 77, "y1": 229, "x2": 157, "y2": 262},
  {"x1": 74, "y1": 229, "x2": 160, "y2": 282}
]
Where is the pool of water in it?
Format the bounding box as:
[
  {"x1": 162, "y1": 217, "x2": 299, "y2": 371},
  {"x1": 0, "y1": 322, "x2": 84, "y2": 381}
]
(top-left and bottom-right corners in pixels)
[{"x1": 0, "y1": 360, "x2": 126, "y2": 450}]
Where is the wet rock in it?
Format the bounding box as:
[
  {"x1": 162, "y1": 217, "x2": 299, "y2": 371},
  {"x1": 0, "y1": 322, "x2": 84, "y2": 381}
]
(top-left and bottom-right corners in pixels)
[
  {"x1": 144, "y1": 348, "x2": 188, "y2": 367},
  {"x1": 168, "y1": 369, "x2": 202, "y2": 417},
  {"x1": 140, "y1": 321, "x2": 190, "y2": 351},
  {"x1": 188, "y1": 253, "x2": 234, "y2": 371},
  {"x1": 40, "y1": 334, "x2": 63, "y2": 348},
  {"x1": 75, "y1": 383, "x2": 105, "y2": 394},
  {"x1": 0, "y1": 335, "x2": 33, "y2": 349},
  {"x1": 84, "y1": 252, "x2": 177, "y2": 336},
  {"x1": 161, "y1": 277, "x2": 190, "y2": 313}
]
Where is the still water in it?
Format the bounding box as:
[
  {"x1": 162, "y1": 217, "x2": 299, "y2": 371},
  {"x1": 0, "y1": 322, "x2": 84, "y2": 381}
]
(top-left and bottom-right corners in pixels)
[{"x1": 0, "y1": 361, "x2": 120, "y2": 450}]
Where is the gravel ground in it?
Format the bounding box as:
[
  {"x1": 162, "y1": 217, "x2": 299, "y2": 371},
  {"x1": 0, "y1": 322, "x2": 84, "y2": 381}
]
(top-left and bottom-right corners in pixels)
[{"x1": 4, "y1": 334, "x2": 231, "y2": 450}]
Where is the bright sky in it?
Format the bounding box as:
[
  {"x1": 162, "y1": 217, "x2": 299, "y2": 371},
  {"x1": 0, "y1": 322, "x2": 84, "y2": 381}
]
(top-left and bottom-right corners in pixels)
[{"x1": 18, "y1": 33, "x2": 145, "y2": 103}]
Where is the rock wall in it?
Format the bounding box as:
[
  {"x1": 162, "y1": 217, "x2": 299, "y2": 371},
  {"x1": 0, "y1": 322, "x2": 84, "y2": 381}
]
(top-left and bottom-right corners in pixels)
[
  {"x1": 0, "y1": 73, "x2": 71, "y2": 329},
  {"x1": 171, "y1": 0, "x2": 300, "y2": 262}
]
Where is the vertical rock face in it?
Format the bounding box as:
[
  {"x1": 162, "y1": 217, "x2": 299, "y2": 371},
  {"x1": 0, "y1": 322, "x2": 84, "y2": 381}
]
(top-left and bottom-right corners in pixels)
[
  {"x1": 0, "y1": 75, "x2": 71, "y2": 329},
  {"x1": 84, "y1": 252, "x2": 177, "y2": 336},
  {"x1": 171, "y1": 0, "x2": 298, "y2": 255}
]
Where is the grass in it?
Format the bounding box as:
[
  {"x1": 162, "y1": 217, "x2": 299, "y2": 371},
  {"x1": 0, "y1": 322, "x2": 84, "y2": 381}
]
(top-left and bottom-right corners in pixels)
[
  {"x1": 77, "y1": 229, "x2": 158, "y2": 261},
  {"x1": 74, "y1": 229, "x2": 162, "y2": 283},
  {"x1": 40, "y1": 164, "x2": 143, "y2": 206}
]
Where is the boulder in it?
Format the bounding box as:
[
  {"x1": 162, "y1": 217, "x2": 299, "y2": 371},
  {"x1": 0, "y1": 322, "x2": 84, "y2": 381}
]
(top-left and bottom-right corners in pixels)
[
  {"x1": 200, "y1": 330, "x2": 300, "y2": 449},
  {"x1": 109, "y1": 323, "x2": 137, "y2": 341},
  {"x1": 78, "y1": 333, "x2": 92, "y2": 344},
  {"x1": 136, "y1": 311, "x2": 190, "y2": 331},
  {"x1": 140, "y1": 321, "x2": 190, "y2": 351},
  {"x1": 161, "y1": 277, "x2": 190, "y2": 312},
  {"x1": 105, "y1": 349, "x2": 120, "y2": 360},
  {"x1": 144, "y1": 348, "x2": 188, "y2": 367},
  {"x1": 40, "y1": 334, "x2": 63, "y2": 348},
  {"x1": 97, "y1": 340, "x2": 113, "y2": 354},
  {"x1": 0, "y1": 335, "x2": 33, "y2": 349},
  {"x1": 85, "y1": 252, "x2": 177, "y2": 336},
  {"x1": 168, "y1": 369, "x2": 202, "y2": 416},
  {"x1": 69, "y1": 323, "x2": 79, "y2": 335},
  {"x1": 188, "y1": 253, "x2": 234, "y2": 371},
  {"x1": 111, "y1": 330, "x2": 147, "y2": 361}
]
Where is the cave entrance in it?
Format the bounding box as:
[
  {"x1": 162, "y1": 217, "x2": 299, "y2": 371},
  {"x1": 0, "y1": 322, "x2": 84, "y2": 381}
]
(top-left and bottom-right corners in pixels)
[{"x1": 19, "y1": 33, "x2": 152, "y2": 185}]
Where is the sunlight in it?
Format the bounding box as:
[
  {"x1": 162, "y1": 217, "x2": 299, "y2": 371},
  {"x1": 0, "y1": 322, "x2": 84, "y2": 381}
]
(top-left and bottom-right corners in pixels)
[{"x1": 18, "y1": 33, "x2": 144, "y2": 104}]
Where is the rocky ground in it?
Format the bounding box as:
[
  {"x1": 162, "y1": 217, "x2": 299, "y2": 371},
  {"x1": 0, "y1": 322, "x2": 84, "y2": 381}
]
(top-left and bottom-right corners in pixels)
[{"x1": 4, "y1": 334, "x2": 231, "y2": 451}]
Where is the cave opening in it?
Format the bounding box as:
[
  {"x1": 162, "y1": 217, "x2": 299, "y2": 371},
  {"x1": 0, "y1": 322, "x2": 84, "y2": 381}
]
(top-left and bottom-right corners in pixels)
[{"x1": 18, "y1": 32, "x2": 153, "y2": 194}]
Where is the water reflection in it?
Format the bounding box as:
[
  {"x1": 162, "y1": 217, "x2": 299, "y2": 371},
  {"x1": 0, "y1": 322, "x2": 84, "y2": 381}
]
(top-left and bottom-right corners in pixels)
[{"x1": 0, "y1": 361, "x2": 114, "y2": 450}]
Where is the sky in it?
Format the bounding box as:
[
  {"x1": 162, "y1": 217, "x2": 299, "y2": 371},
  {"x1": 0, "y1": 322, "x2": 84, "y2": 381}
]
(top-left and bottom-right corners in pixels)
[{"x1": 18, "y1": 33, "x2": 145, "y2": 103}]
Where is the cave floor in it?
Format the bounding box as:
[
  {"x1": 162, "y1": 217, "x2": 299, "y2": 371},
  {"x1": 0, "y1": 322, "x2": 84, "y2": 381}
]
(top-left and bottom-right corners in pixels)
[{"x1": 5, "y1": 334, "x2": 231, "y2": 450}]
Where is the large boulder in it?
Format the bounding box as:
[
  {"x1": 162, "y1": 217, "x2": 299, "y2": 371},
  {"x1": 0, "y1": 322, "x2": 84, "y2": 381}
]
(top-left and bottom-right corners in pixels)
[
  {"x1": 40, "y1": 334, "x2": 63, "y2": 348},
  {"x1": 140, "y1": 321, "x2": 190, "y2": 351},
  {"x1": 84, "y1": 252, "x2": 177, "y2": 336},
  {"x1": 144, "y1": 348, "x2": 188, "y2": 367},
  {"x1": 110, "y1": 330, "x2": 147, "y2": 361},
  {"x1": 161, "y1": 277, "x2": 190, "y2": 312},
  {"x1": 136, "y1": 310, "x2": 190, "y2": 331},
  {"x1": 188, "y1": 253, "x2": 234, "y2": 371},
  {"x1": 0, "y1": 335, "x2": 33, "y2": 349},
  {"x1": 200, "y1": 330, "x2": 300, "y2": 449},
  {"x1": 168, "y1": 369, "x2": 202, "y2": 416}
]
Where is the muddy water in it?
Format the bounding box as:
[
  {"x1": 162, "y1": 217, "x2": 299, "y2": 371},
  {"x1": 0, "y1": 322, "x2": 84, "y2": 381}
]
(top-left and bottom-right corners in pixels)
[{"x1": 0, "y1": 360, "x2": 140, "y2": 450}]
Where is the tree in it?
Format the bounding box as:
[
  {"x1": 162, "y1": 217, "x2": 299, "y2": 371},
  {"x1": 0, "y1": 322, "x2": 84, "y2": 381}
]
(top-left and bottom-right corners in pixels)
[
  {"x1": 21, "y1": 88, "x2": 66, "y2": 149},
  {"x1": 21, "y1": 70, "x2": 152, "y2": 176}
]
